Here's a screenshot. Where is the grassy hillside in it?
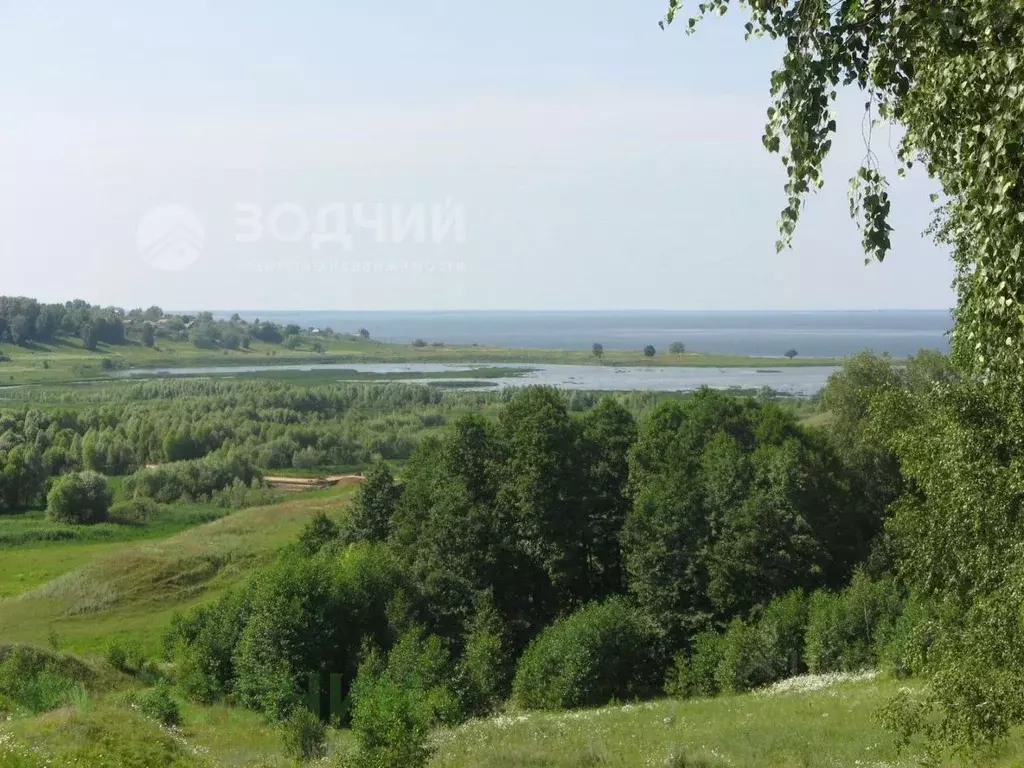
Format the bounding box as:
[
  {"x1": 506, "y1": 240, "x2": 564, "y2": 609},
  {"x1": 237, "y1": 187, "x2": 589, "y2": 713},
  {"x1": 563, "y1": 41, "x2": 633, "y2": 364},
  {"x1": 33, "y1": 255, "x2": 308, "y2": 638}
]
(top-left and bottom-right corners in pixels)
[
  {"x1": 0, "y1": 486, "x2": 356, "y2": 656},
  {"x1": 3, "y1": 671, "x2": 1023, "y2": 767}
]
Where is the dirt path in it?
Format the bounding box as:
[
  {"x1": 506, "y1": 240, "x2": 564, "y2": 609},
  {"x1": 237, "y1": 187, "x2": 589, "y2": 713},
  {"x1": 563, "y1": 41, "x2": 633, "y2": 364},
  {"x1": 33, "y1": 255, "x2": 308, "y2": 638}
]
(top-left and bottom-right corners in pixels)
[
  {"x1": 262, "y1": 474, "x2": 364, "y2": 490},
  {"x1": 142, "y1": 464, "x2": 364, "y2": 491}
]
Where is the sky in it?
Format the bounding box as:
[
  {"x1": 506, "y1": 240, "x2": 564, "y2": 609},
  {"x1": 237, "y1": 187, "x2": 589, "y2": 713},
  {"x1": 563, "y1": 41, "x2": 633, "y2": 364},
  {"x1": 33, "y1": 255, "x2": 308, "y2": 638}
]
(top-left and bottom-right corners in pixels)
[{"x1": 0, "y1": 1, "x2": 955, "y2": 311}]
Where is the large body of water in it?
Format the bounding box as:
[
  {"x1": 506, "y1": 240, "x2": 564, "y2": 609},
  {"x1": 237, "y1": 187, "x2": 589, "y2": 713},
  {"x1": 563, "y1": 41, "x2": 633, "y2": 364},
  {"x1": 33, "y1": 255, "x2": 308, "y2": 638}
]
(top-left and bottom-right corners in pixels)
[{"x1": 213, "y1": 310, "x2": 950, "y2": 359}]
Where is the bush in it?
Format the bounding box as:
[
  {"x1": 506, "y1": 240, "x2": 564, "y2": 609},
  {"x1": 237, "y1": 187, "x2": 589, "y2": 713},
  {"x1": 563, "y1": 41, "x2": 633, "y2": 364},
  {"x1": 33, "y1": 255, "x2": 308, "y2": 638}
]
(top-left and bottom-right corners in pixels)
[
  {"x1": 129, "y1": 681, "x2": 181, "y2": 726},
  {"x1": 512, "y1": 597, "x2": 661, "y2": 710},
  {"x1": 109, "y1": 497, "x2": 160, "y2": 523},
  {"x1": 665, "y1": 631, "x2": 722, "y2": 699},
  {"x1": 46, "y1": 470, "x2": 111, "y2": 524},
  {"x1": 878, "y1": 593, "x2": 936, "y2": 678},
  {"x1": 804, "y1": 573, "x2": 902, "y2": 674},
  {"x1": 209, "y1": 478, "x2": 281, "y2": 509},
  {"x1": 281, "y1": 706, "x2": 327, "y2": 762},
  {"x1": 104, "y1": 637, "x2": 144, "y2": 673},
  {"x1": 123, "y1": 456, "x2": 261, "y2": 504},
  {"x1": 714, "y1": 618, "x2": 764, "y2": 694},
  {"x1": 0, "y1": 645, "x2": 95, "y2": 715},
  {"x1": 167, "y1": 543, "x2": 413, "y2": 721},
  {"x1": 296, "y1": 511, "x2": 341, "y2": 556},
  {"x1": 349, "y1": 644, "x2": 436, "y2": 768},
  {"x1": 412, "y1": 338, "x2": 427, "y2": 347},
  {"x1": 283, "y1": 334, "x2": 302, "y2": 350},
  {"x1": 454, "y1": 599, "x2": 511, "y2": 716},
  {"x1": 750, "y1": 589, "x2": 808, "y2": 681}
]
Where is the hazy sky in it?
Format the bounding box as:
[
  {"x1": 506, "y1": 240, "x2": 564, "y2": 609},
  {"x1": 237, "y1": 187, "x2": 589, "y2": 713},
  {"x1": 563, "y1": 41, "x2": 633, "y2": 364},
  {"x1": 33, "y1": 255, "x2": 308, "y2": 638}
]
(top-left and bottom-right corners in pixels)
[{"x1": 0, "y1": 1, "x2": 954, "y2": 311}]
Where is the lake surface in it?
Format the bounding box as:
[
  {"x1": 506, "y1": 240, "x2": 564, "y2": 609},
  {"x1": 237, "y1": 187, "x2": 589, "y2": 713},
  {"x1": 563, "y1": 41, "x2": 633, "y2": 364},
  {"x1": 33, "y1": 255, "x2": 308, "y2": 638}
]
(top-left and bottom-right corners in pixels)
[
  {"x1": 117, "y1": 363, "x2": 837, "y2": 396},
  {"x1": 210, "y1": 309, "x2": 951, "y2": 358}
]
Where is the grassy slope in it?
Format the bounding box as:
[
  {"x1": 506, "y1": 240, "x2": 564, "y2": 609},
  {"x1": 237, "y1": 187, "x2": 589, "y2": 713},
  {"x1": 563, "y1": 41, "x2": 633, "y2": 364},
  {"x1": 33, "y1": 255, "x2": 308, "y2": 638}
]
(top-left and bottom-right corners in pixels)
[
  {"x1": 6, "y1": 676, "x2": 1024, "y2": 767},
  {"x1": 0, "y1": 486, "x2": 355, "y2": 656},
  {"x1": 431, "y1": 677, "x2": 1024, "y2": 768},
  {"x1": 0, "y1": 335, "x2": 840, "y2": 386}
]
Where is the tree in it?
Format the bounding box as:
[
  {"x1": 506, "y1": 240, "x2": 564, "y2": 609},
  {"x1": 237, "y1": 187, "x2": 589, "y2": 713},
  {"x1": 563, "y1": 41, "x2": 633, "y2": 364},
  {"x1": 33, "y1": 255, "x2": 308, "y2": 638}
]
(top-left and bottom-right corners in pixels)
[
  {"x1": 669, "y1": 341, "x2": 685, "y2": 354},
  {"x1": 80, "y1": 322, "x2": 99, "y2": 351},
  {"x1": 350, "y1": 462, "x2": 401, "y2": 542},
  {"x1": 8, "y1": 315, "x2": 31, "y2": 345},
  {"x1": 663, "y1": 0, "x2": 1023, "y2": 379},
  {"x1": 667, "y1": 0, "x2": 1024, "y2": 752},
  {"x1": 46, "y1": 470, "x2": 111, "y2": 524},
  {"x1": 358, "y1": 328, "x2": 371, "y2": 340},
  {"x1": 413, "y1": 339, "x2": 427, "y2": 348},
  {"x1": 497, "y1": 387, "x2": 587, "y2": 614},
  {"x1": 190, "y1": 322, "x2": 218, "y2": 350},
  {"x1": 282, "y1": 334, "x2": 301, "y2": 350},
  {"x1": 141, "y1": 324, "x2": 156, "y2": 348},
  {"x1": 592, "y1": 343, "x2": 604, "y2": 360},
  {"x1": 0, "y1": 446, "x2": 46, "y2": 511},
  {"x1": 222, "y1": 330, "x2": 242, "y2": 350},
  {"x1": 643, "y1": 345, "x2": 656, "y2": 358},
  {"x1": 784, "y1": 349, "x2": 798, "y2": 359},
  {"x1": 578, "y1": 398, "x2": 637, "y2": 597},
  {"x1": 311, "y1": 340, "x2": 325, "y2": 354},
  {"x1": 622, "y1": 390, "x2": 857, "y2": 648}
]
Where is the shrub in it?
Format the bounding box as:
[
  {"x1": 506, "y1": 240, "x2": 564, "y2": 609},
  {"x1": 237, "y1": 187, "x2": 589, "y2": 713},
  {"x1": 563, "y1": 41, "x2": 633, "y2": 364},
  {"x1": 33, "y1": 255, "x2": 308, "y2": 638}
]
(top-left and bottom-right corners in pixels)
[
  {"x1": 46, "y1": 471, "x2": 111, "y2": 524},
  {"x1": 109, "y1": 497, "x2": 160, "y2": 523},
  {"x1": 167, "y1": 543, "x2": 413, "y2": 720},
  {"x1": 209, "y1": 478, "x2": 281, "y2": 509},
  {"x1": 804, "y1": 573, "x2": 902, "y2": 674},
  {"x1": 714, "y1": 618, "x2": 763, "y2": 694},
  {"x1": 412, "y1": 339, "x2": 427, "y2": 347},
  {"x1": 709, "y1": 591, "x2": 810, "y2": 695},
  {"x1": 283, "y1": 334, "x2": 302, "y2": 349},
  {"x1": 165, "y1": 587, "x2": 254, "y2": 704},
  {"x1": 296, "y1": 511, "x2": 341, "y2": 556},
  {"x1": 349, "y1": 644, "x2": 435, "y2": 768},
  {"x1": 15, "y1": 706, "x2": 201, "y2": 766},
  {"x1": 454, "y1": 599, "x2": 511, "y2": 716},
  {"x1": 123, "y1": 456, "x2": 261, "y2": 504},
  {"x1": 281, "y1": 706, "x2": 327, "y2": 762},
  {"x1": 643, "y1": 345, "x2": 656, "y2": 357},
  {"x1": 104, "y1": 637, "x2": 144, "y2": 673},
  {"x1": 878, "y1": 593, "x2": 936, "y2": 678},
  {"x1": 129, "y1": 681, "x2": 181, "y2": 726},
  {"x1": 665, "y1": 631, "x2": 722, "y2": 699},
  {"x1": 0, "y1": 645, "x2": 95, "y2": 715},
  {"x1": 512, "y1": 597, "x2": 661, "y2": 710},
  {"x1": 750, "y1": 589, "x2": 808, "y2": 681}
]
